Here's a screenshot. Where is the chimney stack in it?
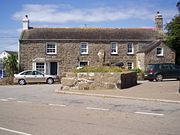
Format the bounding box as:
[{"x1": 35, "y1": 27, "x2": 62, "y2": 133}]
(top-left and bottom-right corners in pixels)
[
  {"x1": 22, "y1": 15, "x2": 29, "y2": 30},
  {"x1": 155, "y1": 12, "x2": 163, "y2": 33}
]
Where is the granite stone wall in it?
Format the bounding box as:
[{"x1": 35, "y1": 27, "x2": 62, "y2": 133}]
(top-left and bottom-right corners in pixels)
[
  {"x1": 144, "y1": 42, "x2": 175, "y2": 66},
  {"x1": 19, "y1": 41, "x2": 138, "y2": 74},
  {"x1": 19, "y1": 40, "x2": 175, "y2": 75},
  {"x1": 60, "y1": 72, "x2": 137, "y2": 90}
]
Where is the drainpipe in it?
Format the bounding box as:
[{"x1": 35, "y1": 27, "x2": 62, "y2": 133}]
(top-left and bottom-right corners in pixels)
[{"x1": 179, "y1": 81, "x2": 180, "y2": 93}]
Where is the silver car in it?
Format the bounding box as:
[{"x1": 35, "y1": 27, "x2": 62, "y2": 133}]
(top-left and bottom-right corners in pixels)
[{"x1": 14, "y1": 70, "x2": 59, "y2": 85}]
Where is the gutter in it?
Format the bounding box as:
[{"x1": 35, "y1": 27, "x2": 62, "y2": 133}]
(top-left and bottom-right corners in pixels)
[{"x1": 19, "y1": 39, "x2": 155, "y2": 42}]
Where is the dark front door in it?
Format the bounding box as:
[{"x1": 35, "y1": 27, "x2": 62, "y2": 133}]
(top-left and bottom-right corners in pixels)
[{"x1": 50, "y1": 62, "x2": 57, "y2": 75}]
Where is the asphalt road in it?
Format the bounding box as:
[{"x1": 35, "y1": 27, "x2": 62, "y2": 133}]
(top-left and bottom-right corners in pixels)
[{"x1": 0, "y1": 84, "x2": 180, "y2": 135}]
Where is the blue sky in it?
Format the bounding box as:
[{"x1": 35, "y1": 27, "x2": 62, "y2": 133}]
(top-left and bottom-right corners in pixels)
[{"x1": 0, "y1": 0, "x2": 179, "y2": 53}]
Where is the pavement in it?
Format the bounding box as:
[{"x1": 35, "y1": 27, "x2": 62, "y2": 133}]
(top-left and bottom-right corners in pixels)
[{"x1": 56, "y1": 79, "x2": 180, "y2": 104}]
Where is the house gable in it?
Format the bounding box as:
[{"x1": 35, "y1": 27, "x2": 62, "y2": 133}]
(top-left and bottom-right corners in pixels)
[{"x1": 144, "y1": 41, "x2": 175, "y2": 67}]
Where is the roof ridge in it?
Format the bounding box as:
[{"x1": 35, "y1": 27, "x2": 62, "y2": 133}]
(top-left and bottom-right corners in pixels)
[{"x1": 31, "y1": 27, "x2": 155, "y2": 30}]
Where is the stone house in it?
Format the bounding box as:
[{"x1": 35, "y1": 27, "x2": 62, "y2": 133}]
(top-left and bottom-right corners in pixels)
[{"x1": 19, "y1": 12, "x2": 175, "y2": 75}]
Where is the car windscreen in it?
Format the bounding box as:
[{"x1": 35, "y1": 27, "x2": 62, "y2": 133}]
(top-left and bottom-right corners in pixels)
[{"x1": 145, "y1": 65, "x2": 154, "y2": 71}]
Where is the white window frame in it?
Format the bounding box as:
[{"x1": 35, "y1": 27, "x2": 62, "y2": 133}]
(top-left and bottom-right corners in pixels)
[
  {"x1": 80, "y1": 42, "x2": 88, "y2": 54},
  {"x1": 46, "y1": 42, "x2": 57, "y2": 55},
  {"x1": 110, "y1": 42, "x2": 118, "y2": 54},
  {"x1": 33, "y1": 62, "x2": 46, "y2": 74},
  {"x1": 127, "y1": 43, "x2": 134, "y2": 54},
  {"x1": 156, "y1": 47, "x2": 163, "y2": 56},
  {"x1": 127, "y1": 62, "x2": 134, "y2": 70}
]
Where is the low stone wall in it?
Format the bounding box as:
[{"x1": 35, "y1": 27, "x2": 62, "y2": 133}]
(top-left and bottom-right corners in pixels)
[
  {"x1": 60, "y1": 72, "x2": 137, "y2": 90},
  {"x1": 0, "y1": 77, "x2": 14, "y2": 85},
  {"x1": 137, "y1": 73, "x2": 144, "y2": 80}
]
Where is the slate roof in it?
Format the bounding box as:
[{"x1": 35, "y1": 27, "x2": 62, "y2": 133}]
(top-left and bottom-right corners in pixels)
[
  {"x1": 138, "y1": 40, "x2": 161, "y2": 53},
  {"x1": 0, "y1": 50, "x2": 18, "y2": 55},
  {"x1": 20, "y1": 27, "x2": 163, "y2": 41},
  {"x1": 5, "y1": 50, "x2": 18, "y2": 55}
]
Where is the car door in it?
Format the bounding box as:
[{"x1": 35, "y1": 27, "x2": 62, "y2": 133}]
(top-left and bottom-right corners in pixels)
[
  {"x1": 24, "y1": 71, "x2": 34, "y2": 83},
  {"x1": 160, "y1": 64, "x2": 171, "y2": 78},
  {"x1": 170, "y1": 64, "x2": 180, "y2": 78},
  {"x1": 33, "y1": 71, "x2": 45, "y2": 82}
]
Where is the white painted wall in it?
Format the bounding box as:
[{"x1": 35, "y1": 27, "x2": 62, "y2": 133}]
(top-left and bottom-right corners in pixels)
[{"x1": 0, "y1": 51, "x2": 9, "y2": 60}]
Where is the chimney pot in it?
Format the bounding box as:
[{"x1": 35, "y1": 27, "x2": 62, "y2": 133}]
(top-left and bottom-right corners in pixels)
[
  {"x1": 155, "y1": 11, "x2": 163, "y2": 33},
  {"x1": 22, "y1": 15, "x2": 29, "y2": 30}
]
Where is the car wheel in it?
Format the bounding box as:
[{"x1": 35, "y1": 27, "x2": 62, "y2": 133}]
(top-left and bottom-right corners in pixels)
[
  {"x1": 155, "y1": 74, "x2": 163, "y2": 81},
  {"x1": 47, "y1": 78, "x2": 54, "y2": 84},
  {"x1": 148, "y1": 79, "x2": 154, "y2": 82},
  {"x1": 18, "y1": 79, "x2": 26, "y2": 85}
]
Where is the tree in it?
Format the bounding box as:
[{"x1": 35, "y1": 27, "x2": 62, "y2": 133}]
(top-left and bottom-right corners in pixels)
[
  {"x1": 165, "y1": 15, "x2": 180, "y2": 64},
  {"x1": 3, "y1": 54, "x2": 18, "y2": 77}
]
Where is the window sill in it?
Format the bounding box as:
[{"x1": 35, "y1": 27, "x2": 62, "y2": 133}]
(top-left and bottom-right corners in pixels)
[
  {"x1": 111, "y1": 52, "x2": 118, "y2": 55},
  {"x1": 46, "y1": 53, "x2": 57, "y2": 56},
  {"x1": 127, "y1": 53, "x2": 134, "y2": 55},
  {"x1": 156, "y1": 55, "x2": 164, "y2": 57}
]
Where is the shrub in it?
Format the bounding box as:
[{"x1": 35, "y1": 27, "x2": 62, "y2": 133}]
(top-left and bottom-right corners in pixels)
[
  {"x1": 3, "y1": 54, "x2": 18, "y2": 77},
  {"x1": 74, "y1": 66, "x2": 129, "y2": 73},
  {"x1": 132, "y1": 68, "x2": 142, "y2": 73}
]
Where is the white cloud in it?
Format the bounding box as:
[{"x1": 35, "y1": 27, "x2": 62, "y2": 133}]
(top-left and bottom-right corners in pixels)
[
  {"x1": 12, "y1": 4, "x2": 177, "y2": 24},
  {"x1": 0, "y1": 40, "x2": 18, "y2": 53},
  {"x1": 0, "y1": 29, "x2": 16, "y2": 34},
  {"x1": 12, "y1": 4, "x2": 156, "y2": 23}
]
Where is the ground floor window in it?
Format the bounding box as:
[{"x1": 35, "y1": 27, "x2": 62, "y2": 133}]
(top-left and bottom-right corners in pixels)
[
  {"x1": 79, "y1": 61, "x2": 88, "y2": 67},
  {"x1": 36, "y1": 63, "x2": 45, "y2": 73},
  {"x1": 33, "y1": 62, "x2": 58, "y2": 75},
  {"x1": 127, "y1": 62, "x2": 134, "y2": 70}
]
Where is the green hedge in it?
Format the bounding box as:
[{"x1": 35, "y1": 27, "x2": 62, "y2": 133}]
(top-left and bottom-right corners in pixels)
[
  {"x1": 74, "y1": 66, "x2": 129, "y2": 73},
  {"x1": 132, "y1": 68, "x2": 143, "y2": 73}
]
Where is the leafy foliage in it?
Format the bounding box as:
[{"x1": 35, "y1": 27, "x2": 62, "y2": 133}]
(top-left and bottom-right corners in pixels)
[
  {"x1": 3, "y1": 54, "x2": 18, "y2": 77},
  {"x1": 165, "y1": 15, "x2": 180, "y2": 64},
  {"x1": 132, "y1": 68, "x2": 143, "y2": 73},
  {"x1": 74, "y1": 66, "x2": 129, "y2": 73}
]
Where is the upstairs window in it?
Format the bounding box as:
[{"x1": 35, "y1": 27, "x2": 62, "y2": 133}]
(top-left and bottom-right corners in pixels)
[
  {"x1": 111, "y1": 42, "x2": 118, "y2": 54},
  {"x1": 80, "y1": 42, "x2": 88, "y2": 54},
  {"x1": 156, "y1": 47, "x2": 163, "y2": 56},
  {"x1": 127, "y1": 43, "x2": 134, "y2": 54},
  {"x1": 46, "y1": 42, "x2": 57, "y2": 54}
]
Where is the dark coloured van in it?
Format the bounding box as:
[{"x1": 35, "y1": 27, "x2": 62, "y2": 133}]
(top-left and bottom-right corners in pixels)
[{"x1": 144, "y1": 63, "x2": 180, "y2": 81}]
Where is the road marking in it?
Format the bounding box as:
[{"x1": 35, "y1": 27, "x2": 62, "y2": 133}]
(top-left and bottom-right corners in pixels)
[
  {"x1": 135, "y1": 112, "x2": 164, "y2": 116},
  {"x1": 0, "y1": 127, "x2": 32, "y2": 135},
  {"x1": 58, "y1": 91, "x2": 180, "y2": 104},
  {"x1": 7, "y1": 98, "x2": 17, "y2": 100},
  {"x1": 17, "y1": 101, "x2": 32, "y2": 104},
  {"x1": 0, "y1": 99, "x2": 8, "y2": 102},
  {"x1": 86, "y1": 107, "x2": 109, "y2": 111},
  {"x1": 48, "y1": 104, "x2": 66, "y2": 107}
]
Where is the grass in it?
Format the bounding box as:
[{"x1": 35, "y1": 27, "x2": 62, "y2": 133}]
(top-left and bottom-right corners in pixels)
[{"x1": 74, "y1": 66, "x2": 130, "y2": 73}]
